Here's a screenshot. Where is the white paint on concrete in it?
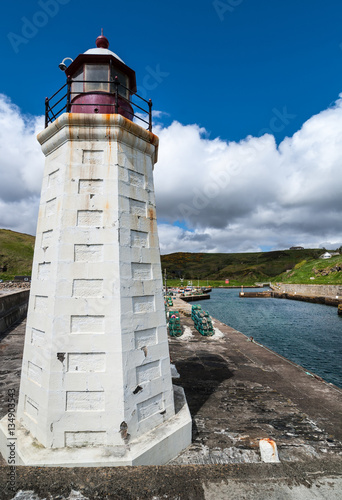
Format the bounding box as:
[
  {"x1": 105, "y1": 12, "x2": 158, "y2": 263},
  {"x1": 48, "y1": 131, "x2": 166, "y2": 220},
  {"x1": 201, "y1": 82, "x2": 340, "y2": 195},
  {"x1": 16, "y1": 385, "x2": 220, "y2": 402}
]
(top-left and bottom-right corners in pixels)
[
  {"x1": 34, "y1": 296, "x2": 48, "y2": 313},
  {"x1": 37, "y1": 263, "x2": 51, "y2": 280},
  {"x1": 74, "y1": 244, "x2": 103, "y2": 262},
  {"x1": 131, "y1": 230, "x2": 148, "y2": 247},
  {"x1": 0, "y1": 385, "x2": 191, "y2": 466},
  {"x1": 132, "y1": 263, "x2": 152, "y2": 280},
  {"x1": 27, "y1": 361, "x2": 43, "y2": 386},
  {"x1": 72, "y1": 279, "x2": 103, "y2": 298},
  {"x1": 170, "y1": 364, "x2": 180, "y2": 379},
  {"x1": 48, "y1": 169, "x2": 60, "y2": 187},
  {"x1": 77, "y1": 210, "x2": 103, "y2": 227},
  {"x1": 66, "y1": 391, "x2": 105, "y2": 411},
  {"x1": 67, "y1": 353, "x2": 106, "y2": 372},
  {"x1": 78, "y1": 179, "x2": 104, "y2": 194},
  {"x1": 45, "y1": 198, "x2": 56, "y2": 216},
  {"x1": 134, "y1": 328, "x2": 157, "y2": 348},
  {"x1": 129, "y1": 198, "x2": 146, "y2": 216},
  {"x1": 137, "y1": 393, "x2": 163, "y2": 421},
  {"x1": 212, "y1": 327, "x2": 225, "y2": 339},
  {"x1": 128, "y1": 170, "x2": 145, "y2": 187},
  {"x1": 133, "y1": 295, "x2": 155, "y2": 314},
  {"x1": 180, "y1": 326, "x2": 194, "y2": 340},
  {"x1": 41, "y1": 230, "x2": 53, "y2": 247},
  {"x1": 82, "y1": 150, "x2": 104, "y2": 164},
  {"x1": 24, "y1": 396, "x2": 39, "y2": 421},
  {"x1": 65, "y1": 431, "x2": 107, "y2": 447},
  {"x1": 31, "y1": 327, "x2": 45, "y2": 347},
  {"x1": 70, "y1": 315, "x2": 105, "y2": 334},
  {"x1": 259, "y1": 438, "x2": 280, "y2": 463},
  {"x1": 136, "y1": 361, "x2": 160, "y2": 384}
]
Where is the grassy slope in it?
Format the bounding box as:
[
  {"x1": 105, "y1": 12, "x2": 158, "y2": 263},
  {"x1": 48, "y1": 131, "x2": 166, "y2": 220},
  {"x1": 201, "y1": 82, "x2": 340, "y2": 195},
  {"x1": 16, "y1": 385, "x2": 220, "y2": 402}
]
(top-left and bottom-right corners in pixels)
[
  {"x1": 0, "y1": 228, "x2": 341, "y2": 285},
  {"x1": 274, "y1": 255, "x2": 342, "y2": 284},
  {"x1": 0, "y1": 229, "x2": 35, "y2": 280},
  {"x1": 161, "y1": 249, "x2": 324, "y2": 285}
]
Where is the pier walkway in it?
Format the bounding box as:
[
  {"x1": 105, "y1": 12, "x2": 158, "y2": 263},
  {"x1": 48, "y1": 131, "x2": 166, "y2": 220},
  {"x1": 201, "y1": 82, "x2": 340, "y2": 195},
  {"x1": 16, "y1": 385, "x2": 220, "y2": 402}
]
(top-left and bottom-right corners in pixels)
[{"x1": 0, "y1": 306, "x2": 342, "y2": 498}]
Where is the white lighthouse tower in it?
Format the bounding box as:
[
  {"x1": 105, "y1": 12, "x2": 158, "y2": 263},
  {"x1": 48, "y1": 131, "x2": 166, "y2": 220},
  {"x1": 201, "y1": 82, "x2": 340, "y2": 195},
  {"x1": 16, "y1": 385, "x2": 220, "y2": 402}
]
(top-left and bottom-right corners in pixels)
[{"x1": 0, "y1": 34, "x2": 191, "y2": 466}]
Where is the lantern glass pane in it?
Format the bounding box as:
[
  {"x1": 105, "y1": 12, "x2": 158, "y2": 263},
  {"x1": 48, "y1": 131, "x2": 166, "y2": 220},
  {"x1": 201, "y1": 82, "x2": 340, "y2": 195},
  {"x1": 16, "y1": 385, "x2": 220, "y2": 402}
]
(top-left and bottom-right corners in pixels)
[
  {"x1": 111, "y1": 68, "x2": 129, "y2": 99},
  {"x1": 71, "y1": 68, "x2": 83, "y2": 95},
  {"x1": 85, "y1": 65, "x2": 110, "y2": 92}
]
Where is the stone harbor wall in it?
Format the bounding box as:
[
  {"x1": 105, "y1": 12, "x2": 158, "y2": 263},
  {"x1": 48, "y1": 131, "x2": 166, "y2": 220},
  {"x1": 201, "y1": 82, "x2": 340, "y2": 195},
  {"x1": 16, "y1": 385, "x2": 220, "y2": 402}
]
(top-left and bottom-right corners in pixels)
[
  {"x1": 272, "y1": 284, "x2": 342, "y2": 298},
  {"x1": 0, "y1": 290, "x2": 29, "y2": 333}
]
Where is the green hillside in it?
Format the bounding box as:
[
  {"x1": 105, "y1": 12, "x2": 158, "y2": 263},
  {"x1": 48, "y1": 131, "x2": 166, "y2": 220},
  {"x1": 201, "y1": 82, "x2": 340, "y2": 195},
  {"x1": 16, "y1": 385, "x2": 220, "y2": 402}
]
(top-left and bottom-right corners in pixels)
[
  {"x1": 161, "y1": 249, "x2": 342, "y2": 285},
  {"x1": 274, "y1": 254, "x2": 342, "y2": 284},
  {"x1": 0, "y1": 229, "x2": 35, "y2": 280},
  {"x1": 0, "y1": 228, "x2": 341, "y2": 285}
]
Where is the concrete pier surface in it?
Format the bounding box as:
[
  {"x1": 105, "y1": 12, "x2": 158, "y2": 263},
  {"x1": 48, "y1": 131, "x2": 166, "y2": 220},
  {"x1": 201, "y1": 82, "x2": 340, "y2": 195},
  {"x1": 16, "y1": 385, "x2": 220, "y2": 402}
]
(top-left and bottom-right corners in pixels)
[{"x1": 1, "y1": 307, "x2": 342, "y2": 498}]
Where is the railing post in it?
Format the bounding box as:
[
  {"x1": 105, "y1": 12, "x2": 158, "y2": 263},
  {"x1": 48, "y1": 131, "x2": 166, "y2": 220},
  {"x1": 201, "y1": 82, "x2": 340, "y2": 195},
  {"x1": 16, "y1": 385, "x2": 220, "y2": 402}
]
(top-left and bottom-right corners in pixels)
[
  {"x1": 66, "y1": 76, "x2": 71, "y2": 113},
  {"x1": 45, "y1": 97, "x2": 49, "y2": 128},
  {"x1": 114, "y1": 76, "x2": 119, "y2": 114},
  {"x1": 148, "y1": 99, "x2": 153, "y2": 132}
]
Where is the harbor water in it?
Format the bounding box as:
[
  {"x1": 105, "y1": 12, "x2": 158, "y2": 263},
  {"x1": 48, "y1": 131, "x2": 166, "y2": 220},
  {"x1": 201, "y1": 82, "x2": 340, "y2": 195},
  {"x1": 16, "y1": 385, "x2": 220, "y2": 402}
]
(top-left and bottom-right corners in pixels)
[{"x1": 196, "y1": 288, "x2": 342, "y2": 388}]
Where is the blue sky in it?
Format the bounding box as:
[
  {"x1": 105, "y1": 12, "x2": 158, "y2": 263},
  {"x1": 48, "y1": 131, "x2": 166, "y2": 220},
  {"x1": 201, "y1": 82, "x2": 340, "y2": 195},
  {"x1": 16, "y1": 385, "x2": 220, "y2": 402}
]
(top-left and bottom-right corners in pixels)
[
  {"x1": 3, "y1": 0, "x2": 342, "y2": 142},
  {"x1": 1, "y1": 0, "x2": 342, "y2": 253}
]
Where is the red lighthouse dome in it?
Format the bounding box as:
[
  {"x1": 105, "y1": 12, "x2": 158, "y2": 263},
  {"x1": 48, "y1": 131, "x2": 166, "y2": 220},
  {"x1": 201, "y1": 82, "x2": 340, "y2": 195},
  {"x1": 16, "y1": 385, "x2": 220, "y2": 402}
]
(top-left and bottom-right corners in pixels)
[
  {"x1": 65, "y1": 32, "x2": 137, "y2": 119},
  {"x1": 95, "y1": 32, "x2": 110, "y2": 49}
]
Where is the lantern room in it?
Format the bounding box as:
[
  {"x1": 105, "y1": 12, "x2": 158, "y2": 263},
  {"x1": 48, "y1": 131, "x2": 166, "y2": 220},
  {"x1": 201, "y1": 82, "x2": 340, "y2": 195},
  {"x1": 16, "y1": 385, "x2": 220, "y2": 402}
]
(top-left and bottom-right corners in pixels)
[{"x1": 64, "y1": 33, "x2": 137, "y2": 118}]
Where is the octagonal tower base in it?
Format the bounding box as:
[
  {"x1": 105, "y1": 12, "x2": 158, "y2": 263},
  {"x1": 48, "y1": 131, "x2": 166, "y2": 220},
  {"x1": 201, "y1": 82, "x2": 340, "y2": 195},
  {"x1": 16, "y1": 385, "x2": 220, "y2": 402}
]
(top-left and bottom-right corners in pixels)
[{"x1": 0, "y1": 386, "x2": 191, "y2": 466}]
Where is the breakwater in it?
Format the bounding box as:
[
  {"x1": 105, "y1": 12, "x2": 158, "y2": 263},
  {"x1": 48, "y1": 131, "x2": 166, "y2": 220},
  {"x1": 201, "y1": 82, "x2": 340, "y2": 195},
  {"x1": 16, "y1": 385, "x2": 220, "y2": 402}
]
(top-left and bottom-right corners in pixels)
[
  {"x1": 0, "y1": 290, "x2": 29, "y2": 333},
  {"x1": 272, "y1": 283, "x2": 342, "y2": 309},
  {"x1": 272, "y1": 283, "x2": 342, "y2": 297},
  {"x1": 272, "y1": 290, "x2": 341, "y2": 307},
  {"x1": 241, "y1": 289, "x2": 342, "y2": 308}
]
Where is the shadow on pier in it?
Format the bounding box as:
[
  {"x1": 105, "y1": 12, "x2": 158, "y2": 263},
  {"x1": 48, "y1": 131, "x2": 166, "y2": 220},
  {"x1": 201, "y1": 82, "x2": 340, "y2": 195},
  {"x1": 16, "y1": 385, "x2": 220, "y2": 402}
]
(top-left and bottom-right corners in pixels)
[{"x1": 173, "y1": 352, "x2": 234, "y2": 418}]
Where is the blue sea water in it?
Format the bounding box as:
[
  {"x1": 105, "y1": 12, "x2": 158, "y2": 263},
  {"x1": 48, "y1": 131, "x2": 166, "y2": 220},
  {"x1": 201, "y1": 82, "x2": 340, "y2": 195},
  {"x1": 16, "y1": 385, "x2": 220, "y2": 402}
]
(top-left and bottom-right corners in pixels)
[{"x1": 195, "y1": 288, "x2": 342, "y2": 388}]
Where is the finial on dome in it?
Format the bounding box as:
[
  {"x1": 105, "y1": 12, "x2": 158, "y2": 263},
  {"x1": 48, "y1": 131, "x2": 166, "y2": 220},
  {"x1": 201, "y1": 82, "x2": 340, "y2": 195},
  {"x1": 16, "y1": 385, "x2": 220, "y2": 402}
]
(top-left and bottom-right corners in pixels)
[{"x1": 96, "y1": 29, "x2": 109, "y2": 49}]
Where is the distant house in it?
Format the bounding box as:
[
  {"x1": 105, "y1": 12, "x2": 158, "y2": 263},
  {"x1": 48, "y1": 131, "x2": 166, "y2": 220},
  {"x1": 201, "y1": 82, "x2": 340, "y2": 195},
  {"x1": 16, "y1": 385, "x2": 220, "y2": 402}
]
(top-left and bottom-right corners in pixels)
[
  {"x1": 320, "y1": 252, "x2": 332, "y2": 259},
  {"x1": 290, "y1": 246, "x2": 304, "y2": 250}
]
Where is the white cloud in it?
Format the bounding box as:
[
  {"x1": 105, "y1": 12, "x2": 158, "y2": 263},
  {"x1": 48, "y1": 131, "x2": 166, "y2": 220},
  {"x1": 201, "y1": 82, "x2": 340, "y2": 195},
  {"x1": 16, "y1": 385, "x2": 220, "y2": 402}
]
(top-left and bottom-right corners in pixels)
[
  {"x1": 0, "y1": 93, "x2": 341, "y2": 252},
  {"x1": 154, "y1": 96, "x2": 342, "y2": 252},
  {"x1": 0, "y1": 94, "x2": 44, "y2": 233}
]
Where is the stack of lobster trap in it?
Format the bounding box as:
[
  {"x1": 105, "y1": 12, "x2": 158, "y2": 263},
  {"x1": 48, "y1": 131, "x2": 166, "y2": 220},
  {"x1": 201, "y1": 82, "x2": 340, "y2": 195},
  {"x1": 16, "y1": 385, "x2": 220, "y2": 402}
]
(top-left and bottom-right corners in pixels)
[
  {"x1": 191, "y1": 305, "x2": 214, "y2": 336},
  {"x1": 168, "y1": 310, "x2": 183, "y2": 337}
]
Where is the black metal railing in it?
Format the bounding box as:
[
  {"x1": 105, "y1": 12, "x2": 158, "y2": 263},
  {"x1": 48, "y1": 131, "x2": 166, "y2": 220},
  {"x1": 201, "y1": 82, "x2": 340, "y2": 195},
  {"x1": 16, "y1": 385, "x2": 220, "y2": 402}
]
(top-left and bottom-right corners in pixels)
[{"x1": 45, "y1": 77, "x2": 153, "y2": 131}]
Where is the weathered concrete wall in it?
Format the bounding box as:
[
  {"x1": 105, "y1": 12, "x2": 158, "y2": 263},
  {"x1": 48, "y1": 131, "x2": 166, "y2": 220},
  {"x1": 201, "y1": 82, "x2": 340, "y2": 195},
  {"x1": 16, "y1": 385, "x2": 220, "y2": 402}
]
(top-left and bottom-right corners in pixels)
[
  {"x1": 272, "y1": 284, "x2": 342, "y2": 298},
  {"x1": 0, "y1": 290, "x2": 29, "y2": 333}
]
